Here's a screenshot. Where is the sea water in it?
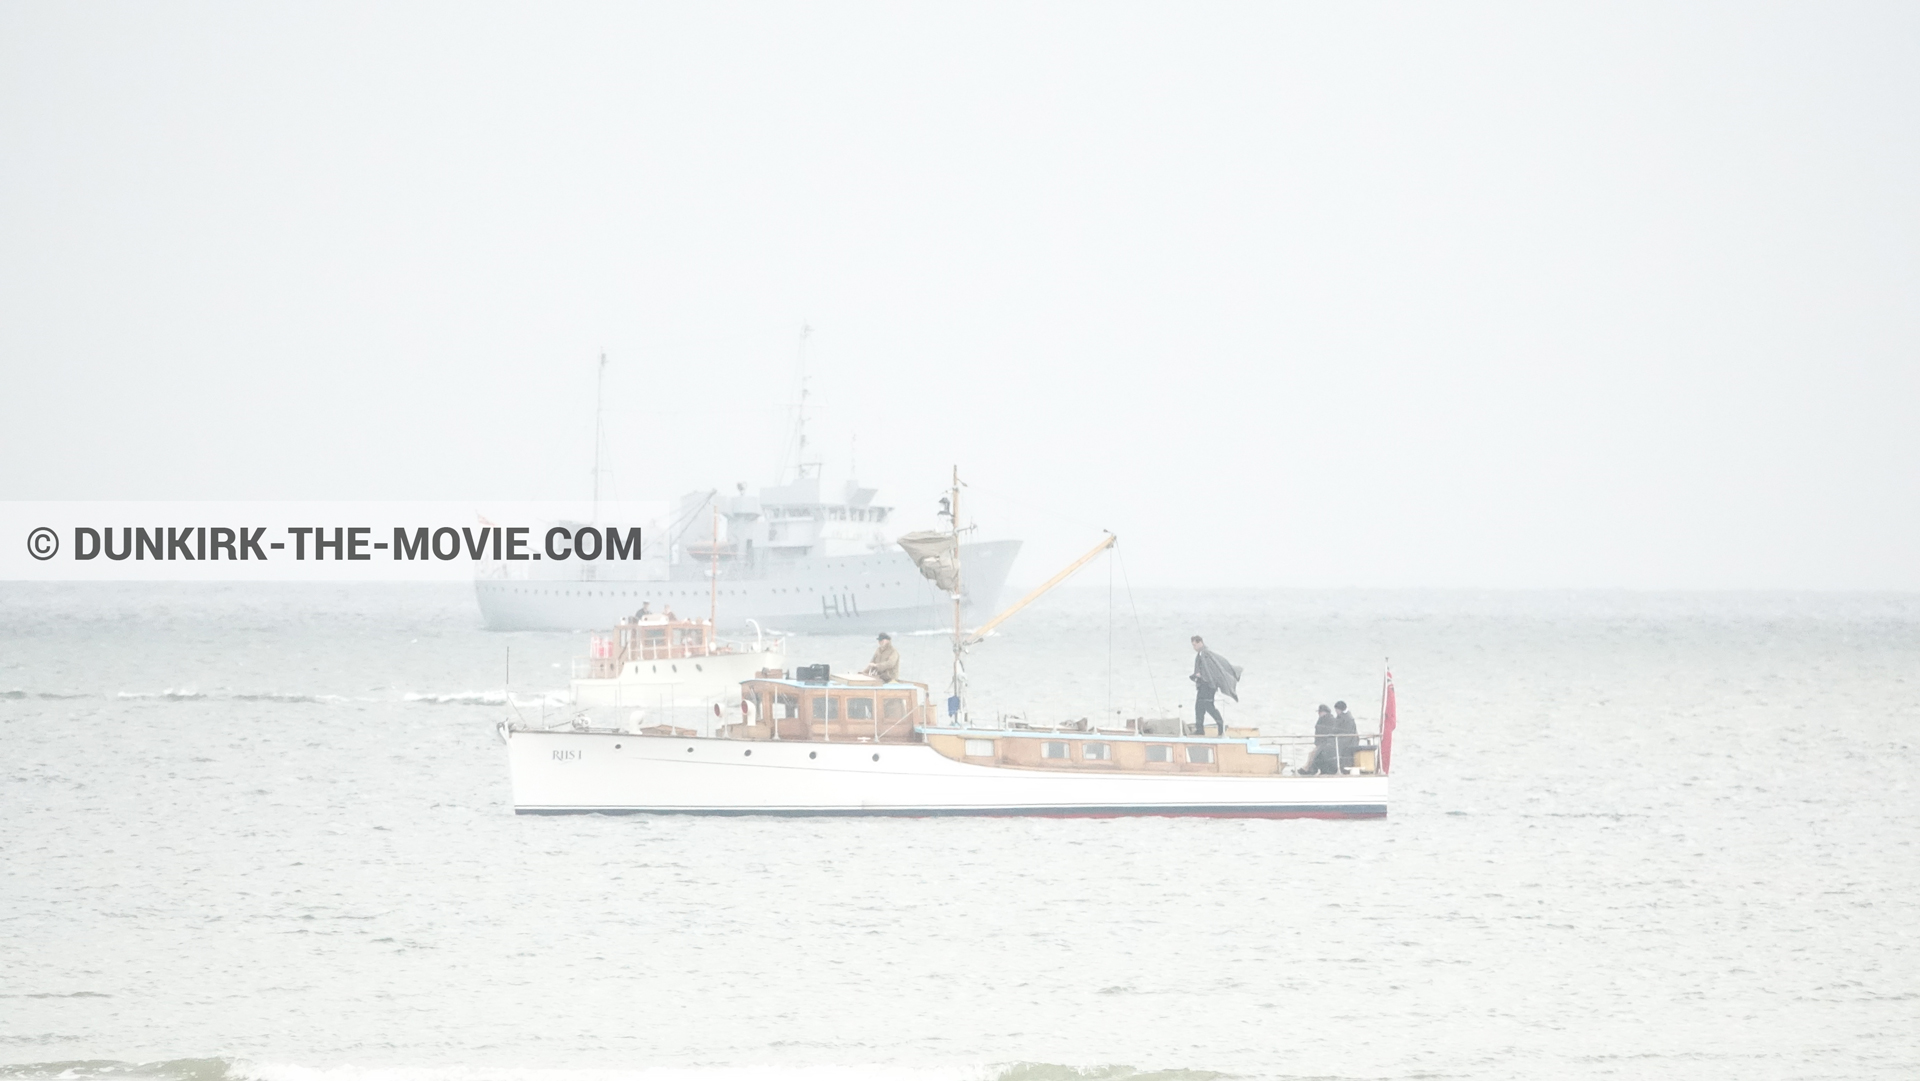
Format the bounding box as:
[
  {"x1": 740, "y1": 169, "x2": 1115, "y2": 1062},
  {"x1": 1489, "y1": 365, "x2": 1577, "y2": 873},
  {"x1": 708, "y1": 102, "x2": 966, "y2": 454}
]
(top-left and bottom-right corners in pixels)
[{"x1": 2, "y1": 583, "x2": 1916, "y2": 1080}]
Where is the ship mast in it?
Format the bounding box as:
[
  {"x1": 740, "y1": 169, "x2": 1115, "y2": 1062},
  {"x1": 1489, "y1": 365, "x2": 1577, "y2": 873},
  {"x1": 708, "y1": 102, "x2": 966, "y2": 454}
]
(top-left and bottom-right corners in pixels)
[
  {"x1": 776, "y1": 324, "x2": 816, "y2": 485},
  {"x1": 591, "y1": 352, "x2": 608, "y2": 521},
  {"x1": 949, "y1": 465, "x2": 964, "y2": 722},
  {"x1": 709, "y1": 502, "x2": 720, "y2": 635}
]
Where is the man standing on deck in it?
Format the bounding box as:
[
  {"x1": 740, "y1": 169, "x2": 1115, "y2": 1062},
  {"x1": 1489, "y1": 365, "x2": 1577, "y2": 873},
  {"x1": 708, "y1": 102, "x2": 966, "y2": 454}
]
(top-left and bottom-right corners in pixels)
[
  {"x1": 1189, "y1": 635, "x2": 1242, "y2": 736},
  {"x1": 864, "y1": 632, "x2": 900, "y2": 683}
]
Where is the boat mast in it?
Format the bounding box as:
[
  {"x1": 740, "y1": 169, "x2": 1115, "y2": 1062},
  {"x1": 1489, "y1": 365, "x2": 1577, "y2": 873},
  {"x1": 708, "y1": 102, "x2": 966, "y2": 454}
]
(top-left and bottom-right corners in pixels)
[
  {"x1": 592, "y1": 352, "x2": 607, "y2": 522},
  {"x1": 709, "y1": 502, "x2": 719, "y2": 638},
  {"x1": 950, "y1": 464, "x2": 964, "y2": 722}
]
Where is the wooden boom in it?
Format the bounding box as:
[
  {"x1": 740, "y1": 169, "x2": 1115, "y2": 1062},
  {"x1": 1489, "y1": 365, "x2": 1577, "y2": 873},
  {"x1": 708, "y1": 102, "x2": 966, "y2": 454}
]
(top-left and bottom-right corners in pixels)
[{"x1": 963, "y1": 533, "x2": 1116, "y2": 646}]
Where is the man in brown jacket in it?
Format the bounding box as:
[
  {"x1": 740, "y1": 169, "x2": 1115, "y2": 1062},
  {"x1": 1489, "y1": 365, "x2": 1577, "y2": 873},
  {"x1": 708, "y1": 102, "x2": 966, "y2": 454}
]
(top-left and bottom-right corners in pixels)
[{"x1": 864, "y1": 632, "x2": 900, "y2": 682}]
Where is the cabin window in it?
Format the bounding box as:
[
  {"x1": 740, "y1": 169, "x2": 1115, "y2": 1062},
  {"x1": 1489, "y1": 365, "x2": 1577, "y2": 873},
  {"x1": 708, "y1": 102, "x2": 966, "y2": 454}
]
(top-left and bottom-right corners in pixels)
[
  {"x1": 882, "y1": 697, "x2": 909, "y2": 721},
  {"x1": 1042, "y1": 741, "x2": 1069, "y2": 759},
  {"x1": 1145, "y1": 744, "x2": 1172, "y2": 763},
  {"x1": 1082, "y1": 742, "x2": 1111, "y2": 761},
  {"x1": 811, "y1": 696, "x2": 838, "y2": 720},
  {"x1": 774, "y1": 693, "x2": 800, "y2": 719},
  {"x1": 1186, "y1": 745, "x2": 1215, "y2": 764},
  {"x1": 846, "y1": 698, "x2": 875, "y2": 720},
  {"x1": 964, "y1": 739, "x2": 994, "y2": 757}
]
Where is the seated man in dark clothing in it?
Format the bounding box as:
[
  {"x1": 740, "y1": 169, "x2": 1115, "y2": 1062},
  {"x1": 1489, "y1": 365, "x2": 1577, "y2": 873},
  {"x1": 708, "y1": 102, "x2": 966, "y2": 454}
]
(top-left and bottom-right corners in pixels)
[
  {"x1": 1331, "y1": 700, "x2": 1359, "y2": 770},
  {"x1": 1300, "y1": 703, "x2": 1358, "y2": 774}
]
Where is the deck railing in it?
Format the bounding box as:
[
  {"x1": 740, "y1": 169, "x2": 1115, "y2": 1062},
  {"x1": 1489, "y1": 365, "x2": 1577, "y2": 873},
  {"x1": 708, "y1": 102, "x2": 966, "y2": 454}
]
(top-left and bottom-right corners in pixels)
[
  {"x1": 577, "y1": 626, "x2": 768, "y2": 680},
  {"x1": 928, "y1": 723, "x2": 1387, "y2": 775}
]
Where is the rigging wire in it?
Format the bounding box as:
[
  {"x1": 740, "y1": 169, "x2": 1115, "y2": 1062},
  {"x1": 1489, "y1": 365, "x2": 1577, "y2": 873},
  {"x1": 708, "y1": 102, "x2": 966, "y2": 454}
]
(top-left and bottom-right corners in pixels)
[
  {"x1": 1106, "y1": 542, "x2": 1114, "y2": 725},
  {"x1": 666, "y1": 490, "x2": 719, "y2": 556},
  {"x1": 1115, "y1": 541, "x2": 1164, "y2": 716}
]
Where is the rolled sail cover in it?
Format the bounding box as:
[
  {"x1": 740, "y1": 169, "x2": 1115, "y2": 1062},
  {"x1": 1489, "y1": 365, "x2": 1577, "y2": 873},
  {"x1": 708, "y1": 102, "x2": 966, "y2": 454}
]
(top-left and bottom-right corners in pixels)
[{"x1": 897, "y1": 530, "x2": 961, "y2": 593}]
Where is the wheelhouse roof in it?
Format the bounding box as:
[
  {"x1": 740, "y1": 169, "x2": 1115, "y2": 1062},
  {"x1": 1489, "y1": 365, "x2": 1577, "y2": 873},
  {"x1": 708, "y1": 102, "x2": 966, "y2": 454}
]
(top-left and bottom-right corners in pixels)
[
  {"x1": 745, "y1": 677, "x2": 924, "y2": 692},
  {"x1": 915, "y1": 725, "x2": 1279, "y2": 745}
]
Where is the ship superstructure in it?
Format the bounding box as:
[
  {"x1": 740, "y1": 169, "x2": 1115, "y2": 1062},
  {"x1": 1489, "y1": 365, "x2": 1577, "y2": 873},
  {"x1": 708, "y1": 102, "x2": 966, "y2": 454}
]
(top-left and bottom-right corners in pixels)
[{"x1": 475, "y1": 476, "x2": 1020, "y2": 633}]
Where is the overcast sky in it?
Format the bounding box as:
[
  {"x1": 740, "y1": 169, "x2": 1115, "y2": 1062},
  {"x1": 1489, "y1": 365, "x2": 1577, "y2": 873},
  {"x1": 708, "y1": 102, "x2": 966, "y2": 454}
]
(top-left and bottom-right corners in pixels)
[{"x1": 2, "y1": 3, "x2": 1915, "y2": 588}]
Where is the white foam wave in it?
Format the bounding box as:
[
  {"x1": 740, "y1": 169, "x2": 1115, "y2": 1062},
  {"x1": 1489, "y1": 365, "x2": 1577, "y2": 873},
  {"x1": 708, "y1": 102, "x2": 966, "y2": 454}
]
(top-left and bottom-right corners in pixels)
[
  {"x1": 230, "y1": 692, "x2": 355, "y2": 705},
  {"x1": 238, "y1": 1063, "x2": 994, "y2": 1081},
  {"x1": 0, "y1": 1063, "x2": 1200, "y2": 1081},
  {"x1": 403, "y1": 690, "x2": 508, "y2": 706},
  {"x1": 110, "y1": 689, "x2": 354, "y2": 705}
]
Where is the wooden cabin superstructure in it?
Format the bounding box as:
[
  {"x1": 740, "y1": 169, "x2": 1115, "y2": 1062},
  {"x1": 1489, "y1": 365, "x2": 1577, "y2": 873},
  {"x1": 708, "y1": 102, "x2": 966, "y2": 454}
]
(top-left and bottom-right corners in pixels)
[
  {"x1": 714, "y1": 676, "x2": 1381, "y2": 778},
  {"x1": 727, "y1": 676, "x2": 936, "y2": 743}
]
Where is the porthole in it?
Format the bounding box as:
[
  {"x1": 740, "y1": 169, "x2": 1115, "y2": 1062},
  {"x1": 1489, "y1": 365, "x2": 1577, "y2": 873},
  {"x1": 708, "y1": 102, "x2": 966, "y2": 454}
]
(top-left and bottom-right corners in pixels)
[
  {"x1": 743, "y1": 749, "x2": 752, "y2": 757},
  {"x1": 614, "y1": 743, "x2": 623, "y2": 750},
  {"x1": 686, "y1": 747, "x2": 694, "y2": 753},
  {"x1": 809, "y1": 751, "x2": 818, "y2": 759},
  {"x1": 695, "y1": 663, "x2": 703, "y2": 672},
  {"x1": 871, "y1": 753, "x2": 880, "y2": 762}
]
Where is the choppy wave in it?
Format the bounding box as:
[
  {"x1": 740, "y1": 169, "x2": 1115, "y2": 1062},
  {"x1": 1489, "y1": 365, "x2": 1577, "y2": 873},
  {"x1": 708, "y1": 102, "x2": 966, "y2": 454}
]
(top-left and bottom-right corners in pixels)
[
  {"x1": 990, "y1": 1068, "x2": 1221, "y2": 1081},
  {"x1": 0, "y1": 992, "x2": 113, "y2": 1000},
  {"x1": 0, "y1": 1062, "x2": 231, "y2": 1081},
  {"x1": 404, "y1": 689, "x2": 568, "y2": 707},
  {"x1": 402, "y1": 690, "x2": 508, "y2": 706},
  {"x1": 24, "y1": 687, "x2": 556, "y2": 708},
  {"x1": 107, "y1": 690, "x2": 354, "y2": 705},
  {"x1": 0, "y1": 1062, "x2": 1219, "y2": 1081}
]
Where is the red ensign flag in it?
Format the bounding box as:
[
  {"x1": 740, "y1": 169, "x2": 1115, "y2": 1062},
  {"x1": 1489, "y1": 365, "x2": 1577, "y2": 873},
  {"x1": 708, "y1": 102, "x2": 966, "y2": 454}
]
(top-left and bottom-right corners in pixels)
[{"x1": 1379, "y1": 667, "x2": 1398, "y2": 775}]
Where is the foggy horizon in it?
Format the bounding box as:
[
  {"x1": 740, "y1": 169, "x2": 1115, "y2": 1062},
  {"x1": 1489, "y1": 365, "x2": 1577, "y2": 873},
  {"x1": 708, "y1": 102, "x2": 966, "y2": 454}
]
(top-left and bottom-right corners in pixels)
[{"x1": 4, "y1": 3, "x2": 1916, "y2": 590}]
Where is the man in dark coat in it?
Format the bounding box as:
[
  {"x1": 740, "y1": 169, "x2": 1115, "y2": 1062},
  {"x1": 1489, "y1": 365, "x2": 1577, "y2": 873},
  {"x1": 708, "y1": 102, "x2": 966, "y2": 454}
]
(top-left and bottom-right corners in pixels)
[
  {"x1": 1189, "y1": 635, "x2": 1241, "y2": 736},
  {"x1": 1332, "y1": 700, "x2": 1360, "y2": 768},
  {"x1": 1302, "y1": 701, "x2": 1359, "y2": 774},
  {"x1": 1303, "y1": 704, "x2": 1339, "y2": 774}
]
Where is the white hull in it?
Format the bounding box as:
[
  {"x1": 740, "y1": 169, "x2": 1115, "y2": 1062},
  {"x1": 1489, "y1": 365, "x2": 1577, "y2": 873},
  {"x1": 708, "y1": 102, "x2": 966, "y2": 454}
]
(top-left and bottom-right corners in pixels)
[{"x1": 504, "y1": 730, "x2": 1389, "y2": 818}]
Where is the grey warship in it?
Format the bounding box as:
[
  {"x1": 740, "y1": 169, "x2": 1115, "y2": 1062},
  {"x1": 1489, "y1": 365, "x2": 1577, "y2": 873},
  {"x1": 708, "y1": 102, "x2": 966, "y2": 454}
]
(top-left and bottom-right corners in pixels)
[{"x1": 474, "y1": 474, "x2": 1021, "y2": 633}]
